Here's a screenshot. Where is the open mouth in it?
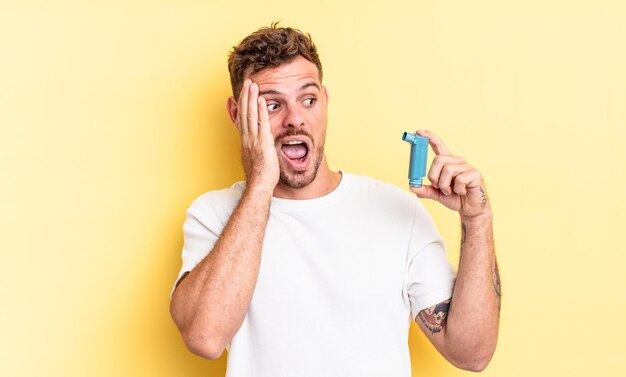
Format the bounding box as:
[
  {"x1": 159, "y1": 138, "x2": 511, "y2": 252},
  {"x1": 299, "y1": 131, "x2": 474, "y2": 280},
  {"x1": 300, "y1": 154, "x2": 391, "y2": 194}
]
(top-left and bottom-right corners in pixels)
[{"x1": 279, "y1": 139, "x2": 310, "y2": 170}]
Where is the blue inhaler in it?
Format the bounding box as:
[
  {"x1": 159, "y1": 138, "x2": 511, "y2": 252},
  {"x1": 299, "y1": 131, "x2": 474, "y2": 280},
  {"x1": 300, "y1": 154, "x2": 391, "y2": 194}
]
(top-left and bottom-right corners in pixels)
[{"x1": 402, "y1": 132, "x2": 429, "y2": 187}]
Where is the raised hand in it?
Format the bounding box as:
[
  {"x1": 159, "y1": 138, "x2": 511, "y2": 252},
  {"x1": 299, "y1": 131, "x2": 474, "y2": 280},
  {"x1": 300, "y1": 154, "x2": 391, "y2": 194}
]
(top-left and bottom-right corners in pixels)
[
  {"x1": 235, "y1": 79, "x2": 280, "y2": 192},
  {"x1": 410, "y1": 130, "x2": 491, "y2": 220}
]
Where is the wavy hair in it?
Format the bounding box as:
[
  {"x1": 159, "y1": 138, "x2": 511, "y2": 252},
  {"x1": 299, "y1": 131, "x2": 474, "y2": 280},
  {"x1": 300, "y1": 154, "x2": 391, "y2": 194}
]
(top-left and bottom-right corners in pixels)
[{"x1": 227, "y1": 22, "x2": 323, "y2": 98}]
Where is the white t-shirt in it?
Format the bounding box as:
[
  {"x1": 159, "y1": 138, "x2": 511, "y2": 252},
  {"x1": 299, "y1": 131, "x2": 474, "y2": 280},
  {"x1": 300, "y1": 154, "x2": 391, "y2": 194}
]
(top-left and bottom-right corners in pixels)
[{"x1": 173, "y1": 172, "x2": 456, "y2": 377}]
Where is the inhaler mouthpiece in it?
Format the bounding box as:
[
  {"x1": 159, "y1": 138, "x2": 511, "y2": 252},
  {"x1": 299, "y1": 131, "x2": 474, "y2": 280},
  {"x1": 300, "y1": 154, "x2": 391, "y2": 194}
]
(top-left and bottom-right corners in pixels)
[{"x1": 402, "y1": 132, "x2": 429, "y2": 187}]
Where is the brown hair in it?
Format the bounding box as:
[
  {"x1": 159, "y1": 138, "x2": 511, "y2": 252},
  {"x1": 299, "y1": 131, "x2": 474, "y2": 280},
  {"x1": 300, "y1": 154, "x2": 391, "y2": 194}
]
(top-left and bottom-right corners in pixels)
[{"x1": 228, "y1": 23, "x2": 323, "y2": 99}]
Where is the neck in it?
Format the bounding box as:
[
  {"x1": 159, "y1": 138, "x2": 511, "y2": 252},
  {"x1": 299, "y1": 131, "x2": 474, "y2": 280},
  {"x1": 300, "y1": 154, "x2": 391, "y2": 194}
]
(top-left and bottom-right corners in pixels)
[{"x1": 272, "y1": 157, "x2": 342, "y2": 200}]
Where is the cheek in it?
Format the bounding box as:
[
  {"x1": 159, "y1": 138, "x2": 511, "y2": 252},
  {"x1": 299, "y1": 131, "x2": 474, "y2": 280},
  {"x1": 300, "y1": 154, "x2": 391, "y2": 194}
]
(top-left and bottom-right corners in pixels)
[
  {"x1": 269, "y1": 124, "x2": 281, "y2": 139},
  {"x1": 266, "y1": 116, "x2": 281, "y2": 136},
  {"x1": 306, "y1": 107, "x2": 326, "y2": 127}
]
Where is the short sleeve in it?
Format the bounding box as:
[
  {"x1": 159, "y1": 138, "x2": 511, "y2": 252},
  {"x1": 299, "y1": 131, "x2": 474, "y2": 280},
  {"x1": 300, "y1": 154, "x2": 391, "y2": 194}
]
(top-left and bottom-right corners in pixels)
[
  {"x1": 405, "y1": 200, "x2": 457, "y2": 320},
  {"x1": 169, "y1": 199, "x2": 221, "y2": 299}
]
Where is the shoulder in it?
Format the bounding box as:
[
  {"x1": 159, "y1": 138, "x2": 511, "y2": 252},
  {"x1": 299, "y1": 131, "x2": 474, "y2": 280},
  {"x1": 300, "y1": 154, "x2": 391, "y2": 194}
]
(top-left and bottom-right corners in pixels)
[
  {"x1": 186, "y1": 181, "x2": 245, "y2": 221},
  {"x1": 344, "y1": 172, "x2": 416, "y2": 204}
]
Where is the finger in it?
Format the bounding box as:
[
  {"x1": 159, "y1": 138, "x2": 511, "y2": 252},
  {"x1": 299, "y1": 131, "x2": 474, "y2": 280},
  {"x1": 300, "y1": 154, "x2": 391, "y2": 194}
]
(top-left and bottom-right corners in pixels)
[
  {"x1": 416, "y1": 129, "x2": 451, "y2": 156},
  {"x1": 438, "y1": 163, "x2": 472, "y2": 196},
  {"x1": 452, "y1": 170, "x2": 482, "y2": 196},
  {"x1": 247, "y1": 82, "x2": 259, "y2": 138},
  {"x1": 258, "y1": 96, "x2": 271, "y2": 137},
  {"x1": 427, "y1": 155, "x2": 466, "y2": 189},
  {"x1": 410, "y1": 185, "x2": 441, "y2": 201},
  {"x1": 238, "y1": 79, "x2": 251, "y2": 136}
]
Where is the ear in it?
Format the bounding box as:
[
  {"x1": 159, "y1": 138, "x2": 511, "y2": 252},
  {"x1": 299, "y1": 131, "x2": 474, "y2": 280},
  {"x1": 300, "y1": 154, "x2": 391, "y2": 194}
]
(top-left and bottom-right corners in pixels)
[
  {"x1": 322, "y1": 85, "x2": 329, "y2": 105},
  {"x1": 226, "y1": 96, "x2": 238, "y2": 125}
]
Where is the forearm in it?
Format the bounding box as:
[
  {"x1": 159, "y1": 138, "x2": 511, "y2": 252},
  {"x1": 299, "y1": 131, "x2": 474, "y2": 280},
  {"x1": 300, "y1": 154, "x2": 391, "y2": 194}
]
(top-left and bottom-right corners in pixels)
[
  {"x1": 170, "y1": 184, "x2": 273, "y2": 358},
  {"x1": 445, "y1": 210, "x2": 500, "y2": 368}
]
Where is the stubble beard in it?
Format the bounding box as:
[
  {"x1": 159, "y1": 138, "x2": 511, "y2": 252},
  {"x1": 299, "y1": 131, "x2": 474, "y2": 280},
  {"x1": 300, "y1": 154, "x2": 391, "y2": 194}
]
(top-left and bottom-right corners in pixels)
[{"x1": 277, "y1": 129, "x2": 326, "y2": 189}]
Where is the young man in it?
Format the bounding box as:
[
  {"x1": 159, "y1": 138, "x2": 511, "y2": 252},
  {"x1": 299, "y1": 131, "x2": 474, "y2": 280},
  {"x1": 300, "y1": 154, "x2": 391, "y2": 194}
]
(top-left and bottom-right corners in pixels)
[{"x1": 170, "y1": 24, "x2": 500, "y2": 376}]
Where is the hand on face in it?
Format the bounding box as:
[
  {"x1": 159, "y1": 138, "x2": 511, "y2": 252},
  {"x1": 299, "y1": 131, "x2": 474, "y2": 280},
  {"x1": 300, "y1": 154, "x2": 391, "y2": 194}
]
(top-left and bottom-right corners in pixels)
[
  {"x1": 410, "y1": 130, "x2": 491, "y2": 220},
  {"x1": 235, "y1": 79, "x2": 280, "y2": 192}
]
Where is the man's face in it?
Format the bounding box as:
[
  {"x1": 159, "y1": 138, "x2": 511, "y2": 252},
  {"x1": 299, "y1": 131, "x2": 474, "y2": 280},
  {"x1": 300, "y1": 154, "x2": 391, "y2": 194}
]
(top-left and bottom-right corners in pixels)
[{"x1": 247, "y1": 56, "x2": 329, "y2": 189}]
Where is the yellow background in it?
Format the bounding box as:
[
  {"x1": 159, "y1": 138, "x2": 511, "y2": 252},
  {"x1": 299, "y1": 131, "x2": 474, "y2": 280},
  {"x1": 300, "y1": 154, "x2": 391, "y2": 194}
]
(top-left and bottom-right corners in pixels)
[{"x1": 2, "y1": 1, "x2": 625, "y2": 376}]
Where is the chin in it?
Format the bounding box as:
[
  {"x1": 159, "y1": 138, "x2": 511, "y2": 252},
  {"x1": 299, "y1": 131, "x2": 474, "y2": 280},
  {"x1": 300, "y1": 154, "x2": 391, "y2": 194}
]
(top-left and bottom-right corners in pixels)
[
  {"x1": 279, "y1": 170, "x2": 316, "y2": 189},
  {"x1": 279, "y1": 153, "x2": 323, "y2": 189}
]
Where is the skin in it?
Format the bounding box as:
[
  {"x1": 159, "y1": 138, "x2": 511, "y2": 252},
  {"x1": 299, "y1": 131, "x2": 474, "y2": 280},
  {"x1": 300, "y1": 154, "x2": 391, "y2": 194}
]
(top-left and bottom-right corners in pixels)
[
  {"x1": 228, "y1": 57, "x2": 341, "y2": 200},
  {"x1": 169, "y1": 56, "x2": 500, "y2": 370}
]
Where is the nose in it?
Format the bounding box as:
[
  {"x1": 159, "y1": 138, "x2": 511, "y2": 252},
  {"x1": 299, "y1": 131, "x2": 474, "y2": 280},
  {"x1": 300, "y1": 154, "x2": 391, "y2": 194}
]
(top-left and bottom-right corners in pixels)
[{"x1": 282, "y1": 104, "x2": 304, "y2": 128}]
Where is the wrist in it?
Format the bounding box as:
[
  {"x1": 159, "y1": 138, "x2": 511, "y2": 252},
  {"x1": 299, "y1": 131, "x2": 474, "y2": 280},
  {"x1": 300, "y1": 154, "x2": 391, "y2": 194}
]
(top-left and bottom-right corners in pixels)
[
  {"x1": 244, "y1": 179, "x2": 275, "y2": 200},
  {"x1": 460, "y1": 209, "x2": 493, "y2": 225}
]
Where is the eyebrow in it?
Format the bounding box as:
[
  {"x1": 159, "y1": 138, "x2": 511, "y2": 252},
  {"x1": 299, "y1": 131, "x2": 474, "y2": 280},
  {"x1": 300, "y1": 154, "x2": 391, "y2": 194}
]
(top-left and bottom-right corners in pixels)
[{"x1": 259, "y1": 82, "x2": 321, "y2": 96}]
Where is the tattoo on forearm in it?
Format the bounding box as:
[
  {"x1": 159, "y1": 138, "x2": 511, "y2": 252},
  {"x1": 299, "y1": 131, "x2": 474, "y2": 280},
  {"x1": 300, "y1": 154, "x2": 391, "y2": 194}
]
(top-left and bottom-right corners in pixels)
[
  {"x1": 417, "y1": 300, "x2": 451, "y2": 335},
  {"x1": 493, "y1": 259, "x2": 501, "y2": 310},
  {"x1": 480, "y1": 186, "x2": 487, "y2": 208}
]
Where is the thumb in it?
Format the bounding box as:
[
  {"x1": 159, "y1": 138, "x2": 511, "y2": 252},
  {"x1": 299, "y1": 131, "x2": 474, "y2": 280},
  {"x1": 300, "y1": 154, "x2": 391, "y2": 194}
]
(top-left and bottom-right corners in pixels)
[{"x1": 410, "y1": 185, "x2": 440, "y2": 201}]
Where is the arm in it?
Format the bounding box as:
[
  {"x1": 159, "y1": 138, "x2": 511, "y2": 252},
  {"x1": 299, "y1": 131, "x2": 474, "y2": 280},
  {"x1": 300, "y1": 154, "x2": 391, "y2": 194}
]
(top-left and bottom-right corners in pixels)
[
  {"x1": 411, "y1": 130, "x2": 500, "y2": 371},
  {"x1": 169, "y1": 79, "x2": 278, "y2": 360}
]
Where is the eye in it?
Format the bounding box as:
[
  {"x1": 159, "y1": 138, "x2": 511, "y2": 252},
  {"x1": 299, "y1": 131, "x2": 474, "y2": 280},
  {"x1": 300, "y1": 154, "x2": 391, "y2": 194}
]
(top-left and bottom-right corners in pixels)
[
  {"x1": 267, "y1": 103, "x2": 280, "y2": 112},
  {"x1": 303, "y1": 98, "x2": 316, "y2": 106}
]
